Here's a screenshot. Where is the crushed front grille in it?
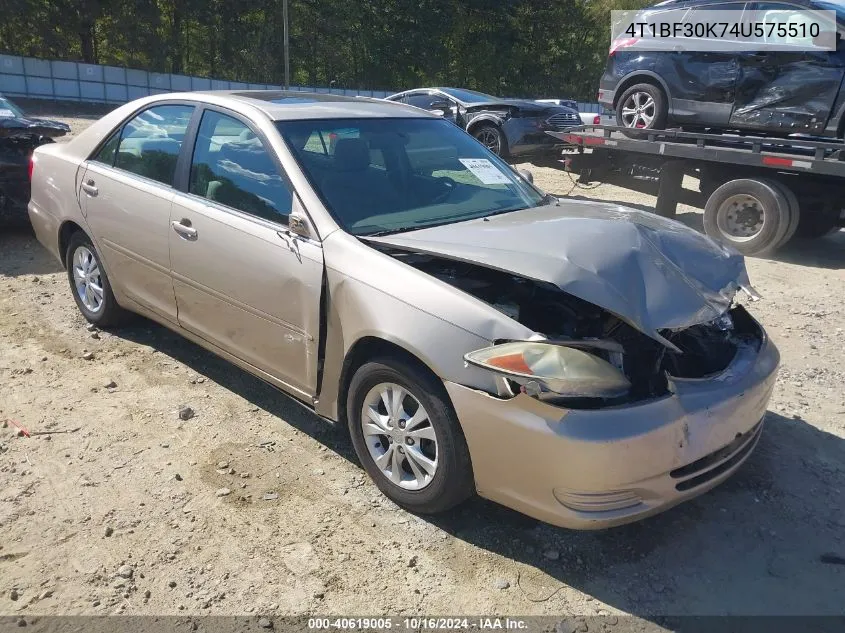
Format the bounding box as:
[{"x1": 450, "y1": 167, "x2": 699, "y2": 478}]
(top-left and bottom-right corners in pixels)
[{"x1": 546, "y1": 112, "x2": 580, "y2": 129}]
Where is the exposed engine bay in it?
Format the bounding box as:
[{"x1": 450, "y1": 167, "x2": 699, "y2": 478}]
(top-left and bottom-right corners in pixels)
[{"x1": 381, "y1": 246, "x2": 763, "y2": 406}]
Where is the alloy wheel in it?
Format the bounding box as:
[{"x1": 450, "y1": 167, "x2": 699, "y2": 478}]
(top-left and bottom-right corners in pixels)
[
  {"x1": 361, "y1": 382, "x2": 438, "y2": 490},
  {"x1": 72, "y1": 245, "x2": 105, "y2": 313},
  {"x1": 476, "y1": 128, "x2": 501, "y2": 154},
  {"x1": 621, "y1": 91, "x2": 656, "y2": 128}
]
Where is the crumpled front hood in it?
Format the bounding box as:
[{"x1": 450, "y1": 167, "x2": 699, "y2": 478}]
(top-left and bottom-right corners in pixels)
[{"x1": 368, "y1": 200, "x2": 754, "y2": 344}]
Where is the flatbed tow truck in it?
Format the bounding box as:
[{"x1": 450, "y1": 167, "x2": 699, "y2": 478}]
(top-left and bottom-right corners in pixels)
[{"x1": 550, "y1": 125, "x2": 845, "y2": 256}]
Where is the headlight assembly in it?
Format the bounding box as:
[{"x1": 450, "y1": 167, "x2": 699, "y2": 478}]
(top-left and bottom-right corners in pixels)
[{"x1": 464, "y1": 341, "x2": 631, "y2": 399}]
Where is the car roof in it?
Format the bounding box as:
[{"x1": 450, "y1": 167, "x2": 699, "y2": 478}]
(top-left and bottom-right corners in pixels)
[{"x1": 191, "y1": 90, "x2": 433, "y2": 120}]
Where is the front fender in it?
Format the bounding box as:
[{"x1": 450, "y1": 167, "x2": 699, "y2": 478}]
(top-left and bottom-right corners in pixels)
[
  {"x1": 314, "y1": 231, "x2": 532, "y2": 420},
  {"x1": 465, "y1": 113, "x2": 506, "y2": 133}
]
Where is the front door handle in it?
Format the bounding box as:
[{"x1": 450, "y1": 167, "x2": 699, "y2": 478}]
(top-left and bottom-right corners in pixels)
[
  {"x1": 81, "y1": 179, "x2": 98, "y2": 196},
  {"x1": 171, "y1": 219, "x2": 198, "y2": 241}
]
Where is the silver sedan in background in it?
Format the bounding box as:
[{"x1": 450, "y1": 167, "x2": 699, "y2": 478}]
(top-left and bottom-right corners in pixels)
[{"x1": 28, "y1": 91, "x2": 778, "y2": 529}]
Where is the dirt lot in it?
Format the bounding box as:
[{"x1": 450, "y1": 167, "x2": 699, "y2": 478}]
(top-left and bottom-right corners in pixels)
[{"x1": 2, "y1": 104, "x2": 844, "y2": 622}]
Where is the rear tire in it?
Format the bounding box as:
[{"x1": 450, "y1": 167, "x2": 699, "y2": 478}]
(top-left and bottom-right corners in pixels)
[
  {"x1": 616, "y1": 83, "x2": 668, "y2": 132},
  {"x1": 65, "y1": 231, "x2": 128, "y2": 327},
  {"x1": 703, "y1": 179, "x2": 790, "y2": 256},
  {"x1": 347, "y1": 356, "x2": 474, "y2": 514},
  {"x1": 763, "y1": 179, "x2": 800, "y2": 248}
]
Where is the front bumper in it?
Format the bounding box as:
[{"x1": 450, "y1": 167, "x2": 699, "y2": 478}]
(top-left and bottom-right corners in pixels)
[
  {"x1": 447, "y1": 325, "x2": 779, "y2": 530},
  {"x1": 503, "y1": 119, "x2": 571, "y2": 157}
]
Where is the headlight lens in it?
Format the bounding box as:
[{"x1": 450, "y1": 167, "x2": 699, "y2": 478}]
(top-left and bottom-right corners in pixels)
[{"x1": 465, "y1": 341, "x2": 631, "y2": 399}]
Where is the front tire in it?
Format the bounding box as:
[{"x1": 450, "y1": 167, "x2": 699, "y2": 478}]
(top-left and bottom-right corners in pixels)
[
  {"x1": 347, "y1": 357, "x2": 474, "y2": 514},
  {"x1": 472, "y1": 124, "x2": 508, "y2": 157},
  {"x1": 65, "y1": 231, "x2": 127, "y2": 327}
]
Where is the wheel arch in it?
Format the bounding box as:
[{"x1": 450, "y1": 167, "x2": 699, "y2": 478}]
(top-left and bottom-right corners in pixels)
[
  {"x1": 612, "y1": 71, "x2": 671, "y2": 109},
  {"x1": 336, "y1": 335, "x2": 452, "y2": 427},
  {"x1": 58, "y1": 220, "x2": 90, "y2": 269},
  {"x1": 465, "y1": 114, "x2": 505, "y2": 135}
]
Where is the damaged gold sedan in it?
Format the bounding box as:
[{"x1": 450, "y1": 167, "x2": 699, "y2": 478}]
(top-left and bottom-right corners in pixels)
[{"x1": 28, "y1": 91, "x2": 779, "y2": 529}]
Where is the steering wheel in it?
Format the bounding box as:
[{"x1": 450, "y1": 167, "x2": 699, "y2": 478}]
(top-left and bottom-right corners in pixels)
[{"x1": 431, "y1": 176, "x2": 458, "y2": 204}]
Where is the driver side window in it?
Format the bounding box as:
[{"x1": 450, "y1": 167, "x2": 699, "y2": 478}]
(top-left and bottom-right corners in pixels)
[
  {"x1": 189, "y1": 110, "x2": 293, "y2": 225},
  {"x1": 406, "y1": 93, "x2": 437, "y2": 109}
]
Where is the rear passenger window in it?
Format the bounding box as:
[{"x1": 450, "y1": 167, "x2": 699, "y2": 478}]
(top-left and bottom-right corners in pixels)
[
  {"x1": 114, "y1": 105, "x2": 194, "y2": 186},
  {"x1": 189, "y1": 111, "x2": 292, "y2": 224}
]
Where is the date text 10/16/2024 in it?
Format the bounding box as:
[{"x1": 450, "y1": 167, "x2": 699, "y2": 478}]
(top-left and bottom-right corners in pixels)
[{"x1": 308, "y1": 617, "x2": 529, "y2": 630}]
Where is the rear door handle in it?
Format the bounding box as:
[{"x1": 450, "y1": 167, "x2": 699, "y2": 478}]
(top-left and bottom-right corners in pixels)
[
  {"x1": 171, "y1": 219, "x2": 198, "y2": 240},
  {"x1": 81, "y1": 179, "x2": 98, "y2": 196}
]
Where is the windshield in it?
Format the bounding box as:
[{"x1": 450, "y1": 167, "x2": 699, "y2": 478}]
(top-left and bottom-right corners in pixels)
[
  {"x1": 439, "y1": 88, "x2": 499, "y2": 103},
  {"x1": 277, "y1": 118, "x2": 545, "y2": 236},
  {"x1": 0, "y1": 96, "x2": 24, "y2": 118}
]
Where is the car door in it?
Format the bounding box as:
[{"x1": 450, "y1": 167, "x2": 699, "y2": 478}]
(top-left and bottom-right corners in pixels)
[
  {"x1": 731, "y1": 2, "x2": 845, "y2": 133},
  {"x1": 169, "y1": 107, "x2": 324, "y2": 399},
  {"x1": 660, "y1": 3, "x2": 746, "y2": 126},
  {"x1": 79, "y1": 103, "x2": 196, "y2": 323}
]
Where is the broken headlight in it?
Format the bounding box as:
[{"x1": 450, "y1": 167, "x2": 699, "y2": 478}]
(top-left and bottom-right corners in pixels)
[{"x1": 464, "y1": 341, "x2": 631, "y2": 399}]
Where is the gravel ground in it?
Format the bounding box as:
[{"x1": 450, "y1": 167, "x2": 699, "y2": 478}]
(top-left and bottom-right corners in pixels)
[{"x1": 1, "y1": 104, "x2": 844, "y2": 622}]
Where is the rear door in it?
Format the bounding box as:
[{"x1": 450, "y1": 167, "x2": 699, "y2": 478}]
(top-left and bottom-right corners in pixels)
[
  {"x1": 731, "y1": 2, "x2": 845, "y2": 133},
  {"x1": 80, "y1": 103, "x2": 196, "y2": 322},
  {"x1": 168, "y1": 107, "x2": 324, "y2": 398},
  {"x1": 659, "y1": 3, "x2": 747, "y2": 126}
]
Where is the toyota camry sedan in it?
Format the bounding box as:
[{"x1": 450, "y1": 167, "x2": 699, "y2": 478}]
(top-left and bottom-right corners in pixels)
[{"x1": 28, "y1": 91, "x2": 779, "y2": 529}]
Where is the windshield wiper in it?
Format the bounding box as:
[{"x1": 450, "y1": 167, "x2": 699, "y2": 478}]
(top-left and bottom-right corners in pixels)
[
  {"x1": 362, "y1": 204, "x2": 535, "y2": 237},
  {"x1": 362, "y1": 227, "x2": 420, "y2": 237}
]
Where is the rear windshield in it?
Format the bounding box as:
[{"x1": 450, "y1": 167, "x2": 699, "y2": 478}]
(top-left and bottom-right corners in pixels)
[{"x1": 276, "y1": 118, "x2": 544, "y2": 236}]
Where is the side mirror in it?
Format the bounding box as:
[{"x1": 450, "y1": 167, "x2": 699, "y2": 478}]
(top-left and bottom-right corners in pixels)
[
  {"x1": 289, "y1": 213, "x2": 311, "y2": 239},
  {"x1": 517, "y1": 168, "x2": 534, "y2": 184},
  {"x1": 429, "y1": 100, "x2": 452, "y2": 113}
]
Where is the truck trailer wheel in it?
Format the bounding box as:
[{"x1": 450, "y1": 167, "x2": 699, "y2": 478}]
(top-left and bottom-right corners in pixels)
[
  {"x1": 703, "y1": 179, "x2": 791, "y2": 256},
  {"x1": 762, "y1": 178, "x2": 800, "y2": 248}
]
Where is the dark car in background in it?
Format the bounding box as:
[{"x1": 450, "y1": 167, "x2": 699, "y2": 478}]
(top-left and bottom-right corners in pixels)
[
  {"x1": 0, "y1": 94, "x2": 69, "y2": 224},
  {"x1": 386, "y1": 87, "x2": 581, "y2": 158},
  {"x1": 598, "y1": 0, "x2": 845, "y2": 136}
]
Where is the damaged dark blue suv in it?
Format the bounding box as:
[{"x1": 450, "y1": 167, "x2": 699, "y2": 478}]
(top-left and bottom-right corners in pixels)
[{"x1": 598, "y1": 0, "x2": 845, "y2": 137}]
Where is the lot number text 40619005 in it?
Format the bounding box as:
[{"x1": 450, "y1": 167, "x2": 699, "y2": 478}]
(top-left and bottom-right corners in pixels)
[{"x1": 307, "y1": 617, "x2": 529, "y2": 630}]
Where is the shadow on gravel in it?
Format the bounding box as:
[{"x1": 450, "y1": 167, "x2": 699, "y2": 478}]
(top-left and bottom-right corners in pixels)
[
  {"x1": 763, "y1": 230, "x2": 845, "y2": 270},
  {"x1": 115, "y1": 321, "x2": 359, "y2": 463},
  {"x1": 105, "y1": 314, "x2": 845, "y2": 617},
  {"x1": 0, "y1": 226, "x2": 64, "y2": 277},
  {"x1": 426, "y1": 410, "x2": 845, "y2": 617}
]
